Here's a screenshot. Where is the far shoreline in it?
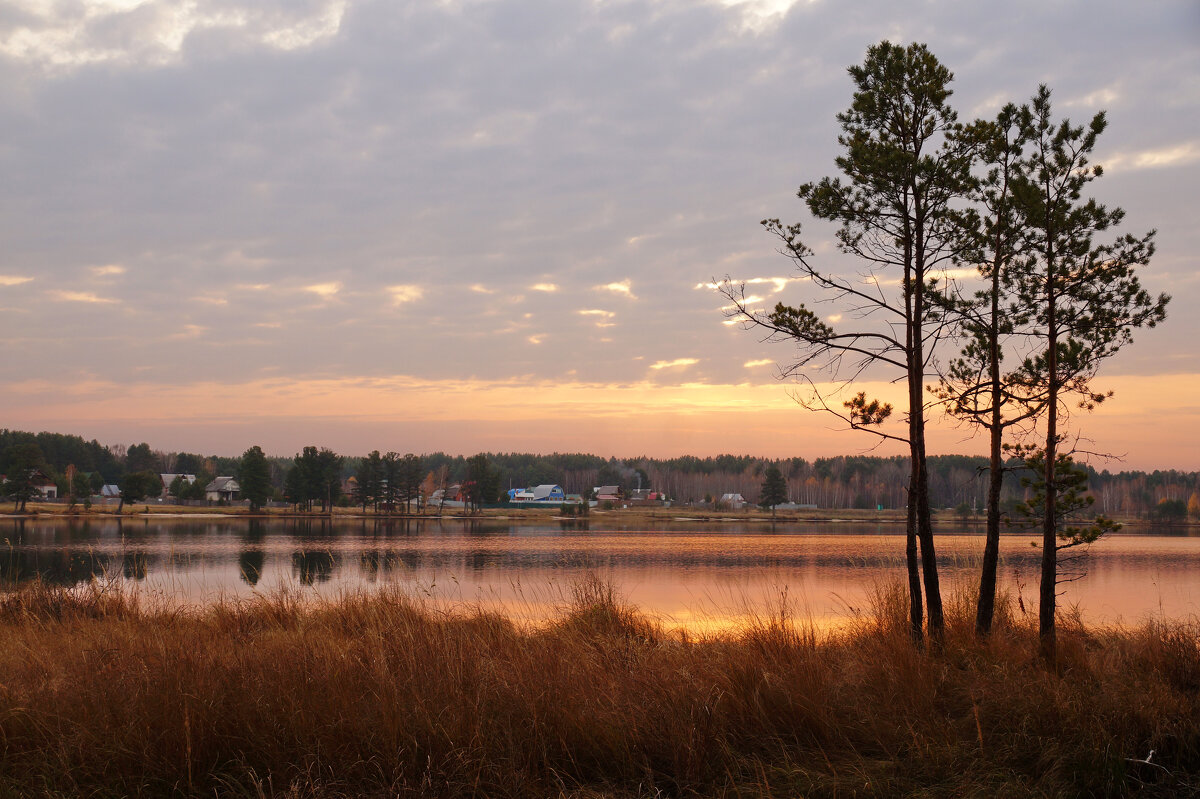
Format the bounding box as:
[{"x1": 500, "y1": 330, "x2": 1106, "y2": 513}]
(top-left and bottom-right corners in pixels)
[{"x1": 1, "y1": 502, "x2": 1195, "y2": 528}]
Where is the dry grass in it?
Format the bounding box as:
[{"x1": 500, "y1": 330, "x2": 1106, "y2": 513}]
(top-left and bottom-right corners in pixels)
[{"x1": 0, "y1": 578, "x2": 1197, "y2": 798}]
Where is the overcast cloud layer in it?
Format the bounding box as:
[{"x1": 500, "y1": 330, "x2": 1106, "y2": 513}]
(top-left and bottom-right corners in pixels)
[{"x1": 1, "y1": 0, "x2": 1197, "y2": 460}]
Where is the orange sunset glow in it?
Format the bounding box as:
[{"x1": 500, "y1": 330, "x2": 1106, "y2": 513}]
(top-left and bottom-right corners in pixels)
[{"x1": 1, "y1": 370, "x2": 1194, "y2": 469}]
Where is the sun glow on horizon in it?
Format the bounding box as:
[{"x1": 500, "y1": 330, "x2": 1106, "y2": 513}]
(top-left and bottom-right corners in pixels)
[{"x1": 1, "y1": 371, "x2": 1196, "y2": 468}]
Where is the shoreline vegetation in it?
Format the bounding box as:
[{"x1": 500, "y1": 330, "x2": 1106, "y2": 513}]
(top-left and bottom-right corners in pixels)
[
  {"x1": 1, "y1": 501, "x2": 1196, "y2": 529},
  {"x1": 0, "y1": 579, "x2": 1197, "y2": 797}
]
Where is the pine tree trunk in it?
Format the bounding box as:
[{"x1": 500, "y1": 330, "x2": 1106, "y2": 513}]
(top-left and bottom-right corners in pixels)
[
  {"x1": 915, "y1": 444, "x2": 943, "y2": 641},
  {"x1": 977, "y1": 271, "x2": 1005, "y2": 636},
  {"x1": 1039, "y1": 254, "x2": 1060, "y2": 663},
  {"x1": 906, "y1": 461, "x2": 924, "y2": 644},
  {"x1": 976, "y1": 421, "x2": 1004, "y2": 635},
  {"x1": 911, "y1": 225, "x2": 943, "y2": 642}
]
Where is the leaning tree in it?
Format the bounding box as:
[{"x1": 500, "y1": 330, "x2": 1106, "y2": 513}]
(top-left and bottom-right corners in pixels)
[{"x1": 723, "y1": 41, "x2": 974, "y2": 642}]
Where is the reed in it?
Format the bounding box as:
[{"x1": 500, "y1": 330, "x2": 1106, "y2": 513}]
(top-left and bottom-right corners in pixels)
[{"x1": 0, "y1": 578, "x2": 1196, "y2": 797}]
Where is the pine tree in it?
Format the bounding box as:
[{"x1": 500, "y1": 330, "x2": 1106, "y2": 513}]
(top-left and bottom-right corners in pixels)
[
  {"x1": 401, "y1": 454, "x2": 423, "y2": 513},
  {"x1": 759, "y1": 465, "x2": 787, "y2": 518},
  {"x1": 353, "y1": 451, "x2": 384, "y2": 512},
  {"x1": 1010, "y1": 86, "x2": 1168, "y2": 662},
  {"x1": 381, "y1": 452, "x2": 403, "y2": 513},
  {"x1": 1, "y1": 443, "x2": 47, "y2": 512},
  {"x1": 934, "y1": 103, "x2": 1044, "y2": 636},
  {"x1": 722, "y1": 42, "x2": 974, "y2": 643},
  {"x1": 237, "y1": 446, "x2": 272, "y2": 512}
]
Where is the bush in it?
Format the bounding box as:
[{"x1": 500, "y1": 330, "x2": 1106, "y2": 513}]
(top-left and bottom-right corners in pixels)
[{"x1": 1154, "y1": 498, "x2": 1188, "y2": 522}]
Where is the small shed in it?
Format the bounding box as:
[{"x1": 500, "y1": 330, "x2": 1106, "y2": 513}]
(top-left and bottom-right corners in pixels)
[{"x1": 719, "y1": 493, "x2": 747, "y2": 510}]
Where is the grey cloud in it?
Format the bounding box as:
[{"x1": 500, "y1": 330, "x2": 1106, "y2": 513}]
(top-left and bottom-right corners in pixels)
[{"x1": 0, "y1": 0, "x2": 1195, "y2": 387}]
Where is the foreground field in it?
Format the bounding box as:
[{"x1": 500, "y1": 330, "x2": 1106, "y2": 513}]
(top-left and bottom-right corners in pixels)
[{"x1": 0, "y1": 581, "x2": 1197, "y2": 798}]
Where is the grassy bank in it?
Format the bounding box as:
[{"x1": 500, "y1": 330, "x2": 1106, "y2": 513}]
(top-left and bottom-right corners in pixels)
[{"x1": 0, "y1": 581, "x2": 1198, "y2": 797}]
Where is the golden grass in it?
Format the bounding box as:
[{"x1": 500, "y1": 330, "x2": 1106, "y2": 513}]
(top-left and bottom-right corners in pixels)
[{"x1": 0, "y1": 578, "x2": 1197, "y2": 797}]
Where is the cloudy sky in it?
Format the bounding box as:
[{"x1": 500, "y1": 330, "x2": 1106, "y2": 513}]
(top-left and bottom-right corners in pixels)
[{"x1": 1, "y1": 0, "x2": 1197, "y2": 467}]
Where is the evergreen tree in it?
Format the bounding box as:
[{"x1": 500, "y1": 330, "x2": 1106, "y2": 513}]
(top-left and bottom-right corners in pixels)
[
  {"x1": 168, "y1": 475, "x2": 189, "y2": 500},
  {"x1": 117, "y1": 470, "x2": 159, "y2": 513},
  {"x1": 125, "y1": 442, "x2": 158, "y2": 473},
  {"x1": 723, "y1": 41, "x2": 973, "y2": 642},
  {"x1": 315, "y1": 448, "x2": 343, "y2": 512},
  {"x1": 2, "y1": 443, "x2": 47, "y2": 512},
  {"x1": 1010, "y1": 86, "x2": 1168, "y2": 661},
  {"x1": 381, "y1": 452, "x2": 403, "y2": 512},
  {"x1": 289, "y1": 446, "x2": 341, "y2": 512},
  {"x1": 465, "y1": 454, "x2": 497, "y2": 513},
  {"x1": 70, "y1": 469, "x2": 91, "y2": 505},
  {"x1": 237, "y1": 445, "x2": 272, "y2": 512},
  {"x1": 935, "y1": 102, "x2": 1043, "y2": 636},
  {"x1": 283, "y1": 464, "x2": 306, "y2": 511},
  {"x1": 353, "y1": 450, "x2": 384, "y2": 512},
  {"x1": 759, "y1": 465, "x2": 787, "y2": 518},
  {"x1": 400, "y1": 454, "x2": 423, "y2": 513}
]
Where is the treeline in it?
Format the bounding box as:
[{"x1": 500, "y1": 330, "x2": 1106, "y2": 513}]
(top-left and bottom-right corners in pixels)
[{"x1": 3, "y1": 428, "x2": 1198, "y2": 517}]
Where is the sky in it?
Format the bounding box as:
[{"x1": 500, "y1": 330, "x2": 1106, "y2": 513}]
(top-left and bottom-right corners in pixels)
[{"x1": 0, "y1": 0, "x2": 1197, "y2": 469}]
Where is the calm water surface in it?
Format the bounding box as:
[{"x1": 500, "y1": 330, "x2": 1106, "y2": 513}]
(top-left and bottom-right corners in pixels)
[{"x1": 3, "y1": 517, "x2": 1197, "y2": 630}]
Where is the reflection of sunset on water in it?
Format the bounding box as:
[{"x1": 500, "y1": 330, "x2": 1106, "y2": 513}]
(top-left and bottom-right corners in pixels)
[{"x1": 5, "y1": 519, "x2": 1199, "y2": 631}]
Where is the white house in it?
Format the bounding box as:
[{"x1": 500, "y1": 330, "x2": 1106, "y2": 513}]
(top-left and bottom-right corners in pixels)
[{"x1": 30, "y1": 470, "x2": 58, "y2": 499}]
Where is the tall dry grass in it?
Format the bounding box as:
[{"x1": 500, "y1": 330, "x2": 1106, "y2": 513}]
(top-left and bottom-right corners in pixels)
[{"x1": 0, "y1": 577, "x2": 1197, "y2": 797}]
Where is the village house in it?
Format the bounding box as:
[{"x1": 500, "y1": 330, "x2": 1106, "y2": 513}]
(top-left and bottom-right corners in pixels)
[
  {"x1": 510, "y1": 484, "x2": 566, "y2": 504},
  {"x1": 1, "y1": 469, "x2": 60, "y2": 499},
  {"x1": 31, "y1": 469, "x2": 57, "y2": 499},
  {"x1": 159, "y1": 473, "x2": 196, "y2": 497},
  {"x1": 628, "y1": 489, "x2": 669, "y2": 508},
  {"x1": 205, "y1": 476, "x2": 240, "y2": 503},
  {"x1": 592, "y1": 485, "x2": 621, "y2": 504},
  {"x1": 428, "y1": 484, "x2": 465, "y2": 508}
]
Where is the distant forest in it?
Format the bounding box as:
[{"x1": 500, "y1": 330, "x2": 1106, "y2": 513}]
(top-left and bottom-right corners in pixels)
[{"x1": 1, "y1": 428, "x2": 1197, "y2": 517}]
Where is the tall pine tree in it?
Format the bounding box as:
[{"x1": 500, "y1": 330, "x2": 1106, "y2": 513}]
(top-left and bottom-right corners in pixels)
[
  {"x1": 1010, "y1": 86, "x2": 1168, "y2": 661},
  {"x1": 723, "y1": 41, "x2": 974, "y2": 642}
]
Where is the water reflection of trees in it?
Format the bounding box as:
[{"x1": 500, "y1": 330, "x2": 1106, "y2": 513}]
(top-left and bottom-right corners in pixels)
[
  {"x1": 122, "y1": 551, "x2": 148, "y2": 581},
  {"x1": 239, "y1": 549, "x2": 266, "y2": 586},
  {"x1": 6, "y1": 519, "x2": 1200, "y2": 599},
  {"x1": 238, "y1": 519, "x2": 267, "y2": 586},
  {"x1": 359, "y1": 549, "x2": 420, "y2": 580},
  {"x1": 2, "y1": 548, "x2": 113, "y2": 586},
  {"x1": 292, "y1": 550, "x2": 336, "y2": 585}
]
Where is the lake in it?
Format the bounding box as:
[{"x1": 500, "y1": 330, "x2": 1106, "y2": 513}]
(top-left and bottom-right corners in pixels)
[{"x1": 3, "y1": 516, "x2": 1198, "y2": 631}]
